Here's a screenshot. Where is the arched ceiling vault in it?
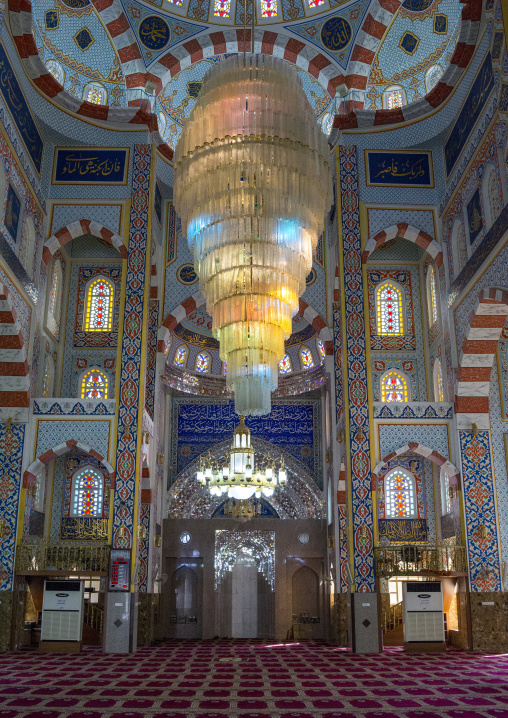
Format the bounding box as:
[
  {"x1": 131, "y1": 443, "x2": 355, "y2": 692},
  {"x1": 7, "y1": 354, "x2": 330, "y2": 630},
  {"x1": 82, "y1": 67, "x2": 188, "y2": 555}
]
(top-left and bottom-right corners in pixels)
[{"x1": 8, "y1": 0, "x2": 481, "y2": 144}]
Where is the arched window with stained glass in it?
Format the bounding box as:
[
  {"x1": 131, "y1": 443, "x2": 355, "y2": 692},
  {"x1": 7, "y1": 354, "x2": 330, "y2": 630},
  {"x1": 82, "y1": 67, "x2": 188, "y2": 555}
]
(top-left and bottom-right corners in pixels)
[
  {"x1": 71, "y1": 465, "x2": 104, "y2": 517},
  {"x1": 433, "y1": 359, "x2": 445, "y2": 402},
  {"x1": 222, "y1": 361, "x2": 227, "y2": 376},
  {"x1": 380, "y1": 370, "x2": 408, "y2": 402},
  {"x1": 47, "y1": 257, "x2": 63, "y2": 338},
  {"x1": 440, "y1": 467, "x2": 452, "y2": 515},
  {"x1": 384, "y1": 468, "x2": 416, "y2": 518},
  {"x1": 83, "y1": 276, "x2": 114, "y2": 332},
  {"x1": 260, "y1": 0, "x2": 277, "y2": 16},
  {"x1": 84, "y1": 83, "x2": 107, "y2": 105},
  {"x1": 195, "y1": 351, "x2": 211, "y2": 373},
  {"x1": 279, "y1": 354, "x2": 292, "y2": 374},
  {"x1": 375, "y1": 280, "x2": 405, "y2": 335},
  {"x1": 81, "y1": 368, "x2": 108, "y2": 399},
  {"x1": 173, "y1": 344, "x2": 188, "y2": 368},
  {"x1": 383, "y1": 85, "x2": 406, "y2": 110},
  {"x1": 316, "y1": 338, "x2": 326, "y2": 359},
  {"x1": 299, "y1": 346, "x2": 315, "y2": 370},
  {"x1": 46, "y1": 59, "x2": 64, "y2": 85},
  {"x1": 214, "y1": 0, "x2": 231, "y2": 15},
  {"x1": 426, "y1": 265, "x2": 438, "y2": 327},
  {"x1": 425, "y1": 64, "x2": 443, "y2": 93}
]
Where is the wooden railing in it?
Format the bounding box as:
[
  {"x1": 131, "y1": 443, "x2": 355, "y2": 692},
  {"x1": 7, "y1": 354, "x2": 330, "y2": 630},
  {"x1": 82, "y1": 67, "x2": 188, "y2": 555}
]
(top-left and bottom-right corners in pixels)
[
  {"x1": 84, "y1": 601, "x2": 104, "y2": 634},
  {"x1": 16, "y1": 543, "x2": 110, "y2": 573},
  {"x1": 375, "y1": 544, "x2": 467, "y2": 578},
  {"x1": 381, "y1": 600, "x2": 403, "y2": 633}
]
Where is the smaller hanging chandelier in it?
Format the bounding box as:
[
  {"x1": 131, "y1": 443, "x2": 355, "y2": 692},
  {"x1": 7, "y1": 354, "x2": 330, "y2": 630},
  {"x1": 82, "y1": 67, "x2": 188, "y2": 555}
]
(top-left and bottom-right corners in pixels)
[{"x1": 196, "y1": 416, "x2": 287, "y2": 500}]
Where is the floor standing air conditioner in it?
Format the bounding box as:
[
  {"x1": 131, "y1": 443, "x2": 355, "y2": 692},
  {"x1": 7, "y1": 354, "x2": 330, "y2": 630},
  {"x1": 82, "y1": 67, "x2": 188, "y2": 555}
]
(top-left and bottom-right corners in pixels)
[
  {"x1": 403, "y1": 581, "x2": 445, "y2": 642},
  {"x1": 41, "y1": 580, "x2": 84, "y2": 643}
]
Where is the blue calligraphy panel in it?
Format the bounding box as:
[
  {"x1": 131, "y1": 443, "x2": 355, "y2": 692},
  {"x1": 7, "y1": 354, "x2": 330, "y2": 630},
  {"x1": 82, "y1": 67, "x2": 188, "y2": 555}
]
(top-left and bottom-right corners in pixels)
[
  {"x1": 5, "y1": 184, "x2": 21, "y2": 241},
  {"x1": 467, "y1": 189, "x2": 483, "y2": 244},
  {"x1": 445, "y1": 53, "x2": 494, "y2": 177},
  {"x1": 0, "y1": 42, "x2": 43, "y2": 175},
  {"x1": 365, "y1": 150, "x2": 433, "y2": 187},
  {"x1": 53, "y1": 148, "x2": 129, "y2": 184},
  {"x1": 174, "y1": 400, "x2": 320, "y2": 485},
  {"x1": 321, "y1": 17, "x2": 352, "y2": 52}
]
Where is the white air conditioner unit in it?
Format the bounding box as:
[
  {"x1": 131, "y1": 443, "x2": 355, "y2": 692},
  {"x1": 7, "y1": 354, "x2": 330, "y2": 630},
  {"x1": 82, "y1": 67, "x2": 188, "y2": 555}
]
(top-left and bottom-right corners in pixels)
[
  {"x1": 41, "y1": 580, "x2": 84, "y2": 642},
  {"x1": 403, "y1": 581, "x2": 444, "y2": 643}
]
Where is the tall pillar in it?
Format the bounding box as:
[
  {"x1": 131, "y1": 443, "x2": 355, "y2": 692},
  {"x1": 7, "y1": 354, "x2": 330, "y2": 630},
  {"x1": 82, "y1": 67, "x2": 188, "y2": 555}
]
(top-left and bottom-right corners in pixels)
[
  {"x1": 104, "y1": 144, "x2": 153, "y2": 653},
  {"x1": 337, "y1": 146, "x2": 380, "y2": 653}
]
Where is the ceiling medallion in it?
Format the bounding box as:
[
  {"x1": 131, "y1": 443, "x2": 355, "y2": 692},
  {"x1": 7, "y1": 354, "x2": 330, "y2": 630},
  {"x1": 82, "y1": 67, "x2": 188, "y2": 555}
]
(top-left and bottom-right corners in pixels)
[{"x1": 174, "y1": 54, "x2": 332, "y2": 416}]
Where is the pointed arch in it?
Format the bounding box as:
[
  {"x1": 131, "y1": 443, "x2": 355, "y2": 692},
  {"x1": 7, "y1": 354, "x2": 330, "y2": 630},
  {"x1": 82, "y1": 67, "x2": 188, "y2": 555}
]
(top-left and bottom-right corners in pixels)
[
  {"x1": 362, "y1": 223, "x2": 443, "y2": 267},
  {"x1": 375, "y1": 279, "x2": 405, "y2": 335},
  {"x1": 43, "y1": 220, "x2": 127, "y2": 265},
  {"x1": 23, "y1": 440, "x2": 114, "y2": 489},
  {"x1": 83, "y1": 276, "x2": 115, "y2": 332},
  {"x1": 372, "y1": 444, "x2": 460, "y2": 490},
  {"x1": 384, "y1": 467, "x2": 417, "y2": 518}
]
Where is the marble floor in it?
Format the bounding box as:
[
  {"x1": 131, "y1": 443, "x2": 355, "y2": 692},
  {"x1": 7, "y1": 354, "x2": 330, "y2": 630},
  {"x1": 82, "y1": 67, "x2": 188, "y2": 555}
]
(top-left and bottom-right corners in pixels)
[{"x1": 1, "y1": 639, "x2": 508, "y2": 717}]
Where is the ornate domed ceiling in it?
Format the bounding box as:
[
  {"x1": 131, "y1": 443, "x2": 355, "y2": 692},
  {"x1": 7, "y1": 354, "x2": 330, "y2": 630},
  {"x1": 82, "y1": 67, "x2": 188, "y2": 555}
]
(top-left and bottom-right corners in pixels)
[{"x1": 31, "y1": 0, "x2": 462, "y2": 141}]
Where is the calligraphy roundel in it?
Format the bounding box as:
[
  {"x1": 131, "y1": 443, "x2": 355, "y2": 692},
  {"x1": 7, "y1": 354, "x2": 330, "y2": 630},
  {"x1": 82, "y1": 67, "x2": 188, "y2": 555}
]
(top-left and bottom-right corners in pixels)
[
  {"x1": 321, "y1": 17, "x2": 352, "y2": 53},
  {"x1": 306, "y1": 267, "x2": 317, "y2": 286},
  {"x1": 139, "y1": 16, "x2": 171, "y2": 50},
  {"x1": 176, "y1": 263, "x2": 199, "y2": 285}
]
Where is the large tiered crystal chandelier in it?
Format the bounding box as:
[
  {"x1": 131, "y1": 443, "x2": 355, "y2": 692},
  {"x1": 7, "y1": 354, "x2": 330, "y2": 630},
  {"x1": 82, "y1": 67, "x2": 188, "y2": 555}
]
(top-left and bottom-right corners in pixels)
[
  {"x1": 174, "y1": 54, "x2": 333, "y2": 415},
  {"x1": 196, "y1": 416, "x2": 286, "y2": 500}
]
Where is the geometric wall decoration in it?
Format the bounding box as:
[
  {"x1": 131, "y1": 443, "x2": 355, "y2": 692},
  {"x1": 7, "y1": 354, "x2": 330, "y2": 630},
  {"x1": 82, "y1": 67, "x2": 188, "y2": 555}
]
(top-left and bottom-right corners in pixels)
[{"x1": 0, "y1": 424, "x2": 25, "y2": 591}]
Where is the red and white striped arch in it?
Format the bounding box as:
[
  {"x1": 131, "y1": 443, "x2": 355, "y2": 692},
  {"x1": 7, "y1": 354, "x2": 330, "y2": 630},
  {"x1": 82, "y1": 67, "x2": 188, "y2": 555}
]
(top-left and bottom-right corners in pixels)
[
  {"x1": 43, "y1": 220, "x2": 128, "y2": 265},
  {"x1": 0, "y1": 284, "x2": 30, "y2": 421},
  {"x1": 158, "y1": 291, "x2": 333, "y2": 355},
  {"x1": 362, "y1": 223, "x2": 443, "y2": 267},
  {"x1": 23, "y1": 439, "x2": 115, "y2": 488},
  {"x1": 329, "y1": 0, "x2": 481, "y2": 140},
  {"x1": 7, "y1": 0, "x2": 171, "y2": 160},
  {"x1": 372, "y1": 443, "x2": 461, "y2": 488},
  {"x1": 455, "y1": 288, "x2": 508, "y2": 430}
]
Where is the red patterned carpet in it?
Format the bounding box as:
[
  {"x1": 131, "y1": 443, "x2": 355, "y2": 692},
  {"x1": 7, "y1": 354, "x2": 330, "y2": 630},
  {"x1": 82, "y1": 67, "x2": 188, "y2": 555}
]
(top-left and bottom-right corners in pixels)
[{"x1": 1, "y1": 640, "x2": 508, "y2": 718}]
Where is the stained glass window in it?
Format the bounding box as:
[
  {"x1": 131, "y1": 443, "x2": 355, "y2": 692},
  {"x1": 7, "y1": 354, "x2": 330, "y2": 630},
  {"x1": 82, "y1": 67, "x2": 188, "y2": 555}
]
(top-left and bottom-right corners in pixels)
[
  {"x1": 83, "y1": 277, "x2": 114, "y2": 332},
  {"x1": 381, "y1": 370, "x2": 408, "y2": 403},
  {"x1": 441, "y1": 468, "x2": 452, "y2": 514},
  {"x1": 214, "y1": 0, "x2": 231, "y2": 16},
  {"x1": 426, "y1": 266, "x2": 438, "y2": 326},
  {"x1": 47, "y1": 258, "x2": 63, "y2": 337},
  {"x1": 385, "y1": 87, "x2": 404, "y2": 110},
  {"x1": 261, "y1": 0, "x2": 277, "y2": 16},
  {"x1": 46, "y1": 60, "x2": 64, "y2": 85},
  {"x1": 81, "y1": 368, "x2": 108, "y2": 399},
  {"x1": 223, "y1": 362, "x2": 227, "y2": 376},
  {"x1": 195, "y1": 351, "x2": 211, "y2": 373},
  {"x1": 173, "y1": 345, "x2": 188, "y2": 368},
  {"x1": 317, "y1": 338, "x2": 325, "y2": 359},
  {"x1": 425, "y1": 64, "x2": 443, "y2": 93},
  {"x1": 309, "y1": 0, "x2": 324, "y2": 6},
  {"x1": 71, "y1": 466, "x2": 104, "y2": 517},
  {"x1": 85, "y1": 83, "x2": 106, "y2": 105},
  {"x1": 376, "y1": 281, "x2": 404, "y2": 335},
  {"x1": 279, "y1": 354, "x2": 292, "y2": 374},
  {"x1": 300, "y1": 346, "x2": 315, "y2": 370},
  {"x1": 434, "y1": 359, "x2": 444, "y2": 402},
  {"x1": 385, "y1": 468, "x2": 416, "y2": 518}
]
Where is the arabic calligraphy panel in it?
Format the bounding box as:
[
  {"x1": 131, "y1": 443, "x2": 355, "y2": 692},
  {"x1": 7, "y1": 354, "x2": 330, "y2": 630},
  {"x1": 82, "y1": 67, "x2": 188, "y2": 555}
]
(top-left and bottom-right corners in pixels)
[
  {"x1": 0, "y1": 42, "x2": 43, "y2": 175},
  {"x1": 52, "y1": 148, "x2": 129, "y2": 185},
  {"x1": 378, "y1": 518, "x2": 428, "y2": 542},
  {"x1": 138, "y1": 16, "x2": 171, "y2": 50},
  {"x1": 444, "y1": 53, "x2": 494, "y2": 178},
  {"x1": 320, "y1": 17, "x2": 352, "y2": 53},
  {"x1": 365, "y1": 151, "x2": 434, "y2": 188},
  {"x1": 4, "y1": 184, "x2": 21, "y2": 241}
]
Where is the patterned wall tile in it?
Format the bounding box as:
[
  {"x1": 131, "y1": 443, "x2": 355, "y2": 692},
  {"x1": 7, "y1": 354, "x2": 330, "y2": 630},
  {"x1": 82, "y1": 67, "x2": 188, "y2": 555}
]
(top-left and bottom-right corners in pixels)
[
  {"x1": 0, "y1": 424, "x2": 25, "y2": 590},
  {"x1": 35, "y1": 419, "x2": 111, "y2": 460},
  {"x1": 50, "y1": 204, "x2": 122, "y2": 236},
  {"x1": 378, "y1": 422, "x2": 450, "y2": 464},
  {"x1": 367, "y1": 209, "x2": 436, "y2": 240}
]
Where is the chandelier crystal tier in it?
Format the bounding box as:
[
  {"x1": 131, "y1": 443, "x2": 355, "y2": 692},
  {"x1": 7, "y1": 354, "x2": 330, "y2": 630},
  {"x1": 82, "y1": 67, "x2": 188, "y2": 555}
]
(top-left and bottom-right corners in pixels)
[
  {"x1": 174, "y1": 54, "x2": 333, "y2": 415},
  {"x1": 196, "y1": 416, "x2": 287, "y2": 500}
]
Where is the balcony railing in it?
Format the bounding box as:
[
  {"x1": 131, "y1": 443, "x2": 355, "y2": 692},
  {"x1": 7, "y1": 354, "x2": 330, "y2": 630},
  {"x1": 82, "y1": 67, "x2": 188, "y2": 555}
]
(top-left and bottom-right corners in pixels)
[
  {"x1": 375, "y1": 544, "x2": 467, "y2": 578},
  {"x1": 16, "y1": 543, "x2": 110, "y2": 573}
]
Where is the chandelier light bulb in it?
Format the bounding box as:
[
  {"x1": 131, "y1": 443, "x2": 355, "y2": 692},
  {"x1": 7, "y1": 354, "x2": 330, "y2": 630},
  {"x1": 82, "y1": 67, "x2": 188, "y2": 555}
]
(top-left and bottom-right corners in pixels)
[{"x1": 174, "y1": 54, "x2": 333, "y2": 415}]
